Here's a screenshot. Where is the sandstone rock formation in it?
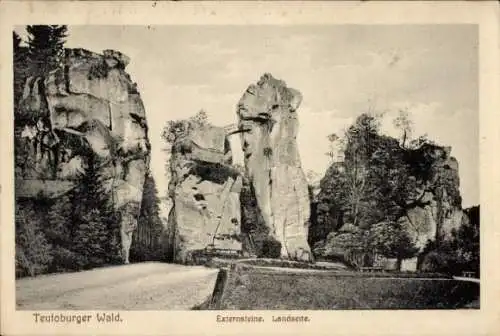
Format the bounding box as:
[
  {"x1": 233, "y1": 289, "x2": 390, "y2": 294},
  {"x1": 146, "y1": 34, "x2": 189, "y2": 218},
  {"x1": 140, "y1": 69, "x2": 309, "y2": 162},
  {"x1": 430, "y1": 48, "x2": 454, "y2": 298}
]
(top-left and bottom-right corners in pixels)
[
  {"x1": 312, "y1": 136, "x2": 469, "y2": 269},
  {"x1": 236, "y1": 73, "x2": 312, "y2": 261},
  {"x1": 398, "y1": 144, "x2": 467, "y2": 250},
  {"x1": 167, "y1": 124, "x2": 242, "y2": 263},
  {"x1": 15, "y1": 48, "x2": 150, "y2": 264}
]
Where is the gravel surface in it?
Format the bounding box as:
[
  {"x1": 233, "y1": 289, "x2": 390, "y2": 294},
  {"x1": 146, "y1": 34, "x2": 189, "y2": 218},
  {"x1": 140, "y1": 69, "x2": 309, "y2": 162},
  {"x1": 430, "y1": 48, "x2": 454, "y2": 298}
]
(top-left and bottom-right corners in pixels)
[{"x1": 16, "y1": 262, "x2": 220, "y2": 310}]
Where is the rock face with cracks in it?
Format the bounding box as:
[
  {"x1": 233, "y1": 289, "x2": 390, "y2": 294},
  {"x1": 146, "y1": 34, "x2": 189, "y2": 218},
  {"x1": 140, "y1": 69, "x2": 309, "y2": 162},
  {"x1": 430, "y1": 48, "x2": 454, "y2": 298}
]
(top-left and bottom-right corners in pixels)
[
  {"x1": 167, "y1": 124, "x2": 243, "y2": 264},
  {"x1": 15, "y1": 48, "x2": 150, "y2": 264},
  {"x1": 397, "y1": 144, "x2": 468, "y2": 251},
  {"x1": 237, "y1": 73, "x2": 313, "y2": 261}
]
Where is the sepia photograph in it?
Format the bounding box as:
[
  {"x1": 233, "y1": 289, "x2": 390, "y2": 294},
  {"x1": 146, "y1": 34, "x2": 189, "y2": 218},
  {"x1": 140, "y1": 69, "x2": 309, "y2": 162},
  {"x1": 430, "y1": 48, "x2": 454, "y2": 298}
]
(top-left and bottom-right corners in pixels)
[
  {"x1": 13, "y1": 23, "x2": 480, "y2": 310},
  {"x1": 1, "y1": 2, "x2": 498, "y2": 336}
]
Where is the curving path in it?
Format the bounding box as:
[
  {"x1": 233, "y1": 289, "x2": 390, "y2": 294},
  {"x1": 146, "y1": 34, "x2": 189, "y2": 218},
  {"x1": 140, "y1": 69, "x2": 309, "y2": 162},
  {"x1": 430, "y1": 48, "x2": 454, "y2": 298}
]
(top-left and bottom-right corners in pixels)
[{"x1": 16, "y1": 262, "x2": 219, "y2": 310}]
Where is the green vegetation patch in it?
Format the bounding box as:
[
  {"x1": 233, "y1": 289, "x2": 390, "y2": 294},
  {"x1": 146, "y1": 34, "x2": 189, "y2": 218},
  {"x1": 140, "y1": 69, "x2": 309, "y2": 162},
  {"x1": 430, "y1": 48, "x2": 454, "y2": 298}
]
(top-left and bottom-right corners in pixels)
[{"x1": 214, "y1": 265, "x2": 479, "y2": 310}]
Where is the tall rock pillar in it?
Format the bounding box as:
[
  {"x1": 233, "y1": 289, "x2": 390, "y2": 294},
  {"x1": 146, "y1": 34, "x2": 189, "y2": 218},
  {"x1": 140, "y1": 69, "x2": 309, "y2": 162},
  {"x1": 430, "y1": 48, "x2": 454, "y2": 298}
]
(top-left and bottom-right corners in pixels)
[{"x1": 237, "y1": 73, "x2": 312, "y2": 261}]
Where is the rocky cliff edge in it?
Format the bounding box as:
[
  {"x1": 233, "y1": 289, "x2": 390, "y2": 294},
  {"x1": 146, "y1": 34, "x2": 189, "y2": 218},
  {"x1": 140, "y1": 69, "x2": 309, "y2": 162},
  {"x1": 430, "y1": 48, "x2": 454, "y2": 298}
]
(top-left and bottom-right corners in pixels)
[{"x1": 15, "y1": 48, "x2": 151, "y2": 263}]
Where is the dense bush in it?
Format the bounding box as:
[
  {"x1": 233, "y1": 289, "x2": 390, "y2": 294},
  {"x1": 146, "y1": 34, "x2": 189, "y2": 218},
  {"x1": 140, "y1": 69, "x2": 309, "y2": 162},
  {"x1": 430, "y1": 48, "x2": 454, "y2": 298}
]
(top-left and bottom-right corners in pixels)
[
  {"x1": 48, "y1": 246, "x2": 80, "y2": 273},
  {"x1": 258, "y1": 238, "x2": 282, "y2": 259},
  {"x1": 419, "y1": 208, "x2": 480, "y2": 276},
  {"x1": 15, "y1": 173, "x2": 166, "y2": 277},
  {"x1": 15, "y1": 202, "x2": 53, "y2": 277},
  {"x1": 15, "y1": 166, "x2": 166, "y2": 277},
  {"x1": 419, "y1": 251, "x2": 458, "y2": 274},
  {"x1": 15, "y1": 165, "x2": 121, "y2": 277}
]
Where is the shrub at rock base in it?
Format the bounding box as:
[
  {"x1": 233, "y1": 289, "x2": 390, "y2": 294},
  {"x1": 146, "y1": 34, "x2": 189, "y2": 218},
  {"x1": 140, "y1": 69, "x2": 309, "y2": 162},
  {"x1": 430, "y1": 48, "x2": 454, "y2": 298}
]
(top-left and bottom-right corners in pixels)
[
  {"x1": 419, "y1": 251, "x2": 459, "y2": 274},
  {"x1": 15, "y1": 204, "x2": 53, "y2": 277},
  {"x1": 259, "y1": 238, "x2": 282, "y2": 259}
]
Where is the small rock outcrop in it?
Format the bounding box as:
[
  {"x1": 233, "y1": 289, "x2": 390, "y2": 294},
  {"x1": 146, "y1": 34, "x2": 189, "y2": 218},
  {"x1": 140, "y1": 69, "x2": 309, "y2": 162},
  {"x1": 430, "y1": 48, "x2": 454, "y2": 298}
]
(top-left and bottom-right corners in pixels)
[
  {"x1": 15, "y1": 48, "x2": 150, "y2": 264},
  {"x1": 167, "y1": 124, "x2": 242, "y2": 263},
  {"x1": 237, "y1": 73, "x2": 312, "y2": 261}
]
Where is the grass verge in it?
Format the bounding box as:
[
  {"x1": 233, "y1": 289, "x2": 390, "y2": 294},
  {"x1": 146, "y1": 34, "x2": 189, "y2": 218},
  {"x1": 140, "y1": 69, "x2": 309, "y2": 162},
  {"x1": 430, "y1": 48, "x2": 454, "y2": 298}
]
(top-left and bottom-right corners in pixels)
[{"x1": 209, "y1": 264, "x2": 479, "y2": 310}]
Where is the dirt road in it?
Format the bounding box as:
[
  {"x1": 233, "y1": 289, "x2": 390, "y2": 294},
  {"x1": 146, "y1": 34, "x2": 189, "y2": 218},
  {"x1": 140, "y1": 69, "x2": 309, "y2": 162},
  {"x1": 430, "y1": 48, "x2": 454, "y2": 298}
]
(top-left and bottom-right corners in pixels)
[{"x1": 16, "y1": 262, "x2": 219, "y2": 310}]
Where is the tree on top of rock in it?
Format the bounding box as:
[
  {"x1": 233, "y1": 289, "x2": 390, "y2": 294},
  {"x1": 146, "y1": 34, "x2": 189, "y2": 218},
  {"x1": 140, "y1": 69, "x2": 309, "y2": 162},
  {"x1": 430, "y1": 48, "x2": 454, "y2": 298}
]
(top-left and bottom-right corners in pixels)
[
  {"x1": 26, "y1": 25, "x2": 68, "y2": 76},
  {"x1": 342, "y1": 113, "x2": 381, "y2": 228},
  {"x1": 190, "y1": 109, "x2": 208, "y2": 128},
  {"x1": 393, "y1": 108, "x2": 413, "y2": 148},
  {"x1": 161, "y1": 109, "x2": 211, "y2": 186},
  {"x1": 161, "y1": 109, "x2": 209, "y2": 146}
]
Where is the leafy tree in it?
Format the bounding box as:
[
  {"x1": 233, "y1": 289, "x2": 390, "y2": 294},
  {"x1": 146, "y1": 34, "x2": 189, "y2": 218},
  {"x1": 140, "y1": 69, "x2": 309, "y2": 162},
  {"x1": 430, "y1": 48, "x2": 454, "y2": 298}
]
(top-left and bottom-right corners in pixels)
[
  {"x1": 457, "y1": 206, "x2": 480, "y2": 275},
  {"x1": 162, "y1": 109, "x2": 211, "y2": 197},
  {"x1": 393, "y1": 108, "x2": 413, "y2": 148},
  {"x1": 367, "y1": 135, "x2": 417, "y2": 222},
  {"x1": 260, "y1": 238, "x2": 282, "y2": 258},
  {"x1": 312, "y1": 228, "x2": 368, "y2": 268},
  {"x1": 161, "y1": 109, "x2": 209, "y2": 147},
  {"x1": 310, "y1": 164, "x2": 347, "y2": 245},
  {"x1": 26, "y1": 25, "x2": 67, "y2": 76},
  {"x1": 368, "y1": 221, "x2": 419, "y2": 268},
  {"x1": 342, "y1": 113, "x2": 381, "y2": 228},
  {"x1": 313, "y1": 113, "x2": 385, "y2": 246},
  {"x1": 315, "y1": 113, "x2": 390, "y2": 247},
  {"x1": 190, "y1": 109, "x2": 208, "y2": 127},
  {"x1": 419, "y1": 236, "x2": 464, "y2": 275},
  {"x1": 421, "y1": 206, "x2": 480, "y2": 276},
  {"x1": 408, "y1": 134, "x2": 431, "y2": 150},
  {"x1": 325, "y1": 133, "x2": 342, "y2": 163}
]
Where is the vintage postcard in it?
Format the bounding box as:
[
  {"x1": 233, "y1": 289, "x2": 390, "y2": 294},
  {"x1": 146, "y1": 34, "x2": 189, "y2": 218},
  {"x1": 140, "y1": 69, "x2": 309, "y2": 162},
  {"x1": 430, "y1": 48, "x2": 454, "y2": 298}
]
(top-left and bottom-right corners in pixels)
[{"x1": 1, "y1": 1, "x2": 499, "y2": 335}]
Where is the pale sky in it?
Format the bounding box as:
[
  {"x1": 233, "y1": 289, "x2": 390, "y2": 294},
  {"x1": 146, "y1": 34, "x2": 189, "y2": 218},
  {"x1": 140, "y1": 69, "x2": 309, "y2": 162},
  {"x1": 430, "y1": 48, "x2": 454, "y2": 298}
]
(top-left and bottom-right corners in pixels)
[{"x1": 17, "y1": 25, "x2": 479, "y2": 207}]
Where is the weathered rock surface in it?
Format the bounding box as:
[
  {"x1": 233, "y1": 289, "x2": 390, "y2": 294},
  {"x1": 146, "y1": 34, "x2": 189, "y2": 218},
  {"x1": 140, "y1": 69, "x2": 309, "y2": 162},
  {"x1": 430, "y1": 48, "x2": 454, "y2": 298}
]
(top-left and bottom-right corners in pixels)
[
  {"x1": 237, "y1": 73, "x2": 312, "y2": 261},
  {"x1": 312, "y1": 138, "x2": 468, "y2": 268},
  {"x1": 399, "y1": 203, "x2": 437, "y2": 251},
  {"x1": 15, "y1": 48, "x2": 150, "y2": 263},
  {"x1": 168, "y1": 124, "x2": 242, "y2": 263},
  {"x1": 398, "y1": 144, "x2": 467, "y2": 250}
]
